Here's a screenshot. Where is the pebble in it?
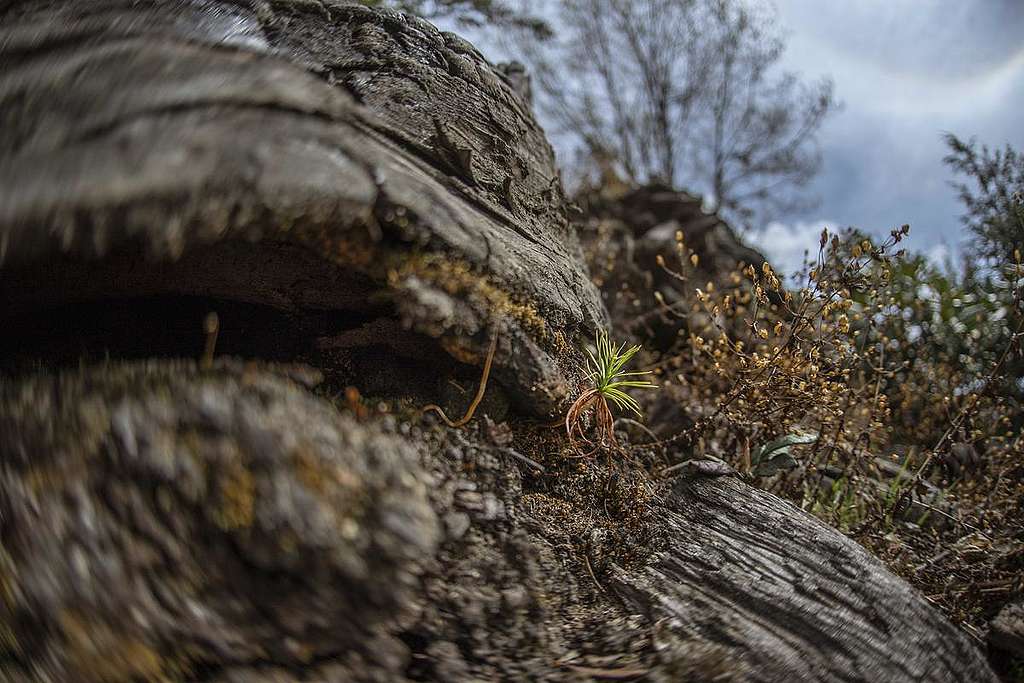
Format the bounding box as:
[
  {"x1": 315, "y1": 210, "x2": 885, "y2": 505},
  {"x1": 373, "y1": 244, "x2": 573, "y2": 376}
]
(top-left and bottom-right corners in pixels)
[
  {"x1": 444, "y1": 511, "x2": 471, "y2": 539},
  {"x1": 480, "y1": 493, "x2": 505, "y2": 521}
]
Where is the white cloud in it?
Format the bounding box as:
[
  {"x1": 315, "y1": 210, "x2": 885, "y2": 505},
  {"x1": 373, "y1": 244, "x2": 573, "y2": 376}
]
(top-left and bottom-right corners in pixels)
[
  {"x1": 924, "y1": 242, "x2": 959, "y2": 270},
  {"x1": 747, "y1": 219, "x2": 838, "y2": 279}
]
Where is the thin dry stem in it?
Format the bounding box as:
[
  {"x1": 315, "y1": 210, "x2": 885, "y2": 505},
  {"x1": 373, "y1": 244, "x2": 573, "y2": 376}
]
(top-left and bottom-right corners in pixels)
[{"x1": 423, "y1": 331, "x2": 498, "y2": 428}]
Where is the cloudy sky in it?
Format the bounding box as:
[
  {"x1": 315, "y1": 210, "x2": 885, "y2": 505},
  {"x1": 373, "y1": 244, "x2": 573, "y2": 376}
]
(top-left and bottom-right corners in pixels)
[
  {"x1": 451, "y1": 1, "x2": 1023, "y2": 274},
  {"x1": 753, "y1": 0, "x2": 1024, "y2": 274}
]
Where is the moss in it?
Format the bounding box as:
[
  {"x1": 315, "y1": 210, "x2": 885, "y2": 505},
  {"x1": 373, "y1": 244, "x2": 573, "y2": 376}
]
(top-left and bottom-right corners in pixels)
[
  {"x1": 311, "y1": 234, "x2": 378, "y2": 270},
  {"x1": 386, "y1": 251, "x2": 549, "y2": 341},
  {"x1": 551, "y1": 329, "x2": 571, "y2": 357},
  {"x1": 298, "y1": 212, "x2": 552, "y2": 343},
  {"x1": 289, "y1": 210, "x2": 596, "y2": 411}
]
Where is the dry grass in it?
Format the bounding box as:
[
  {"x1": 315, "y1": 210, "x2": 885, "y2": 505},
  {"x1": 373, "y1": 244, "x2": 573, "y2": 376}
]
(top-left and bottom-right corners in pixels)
[{"x1": 580, "y1": 214, "x2": 1024, "y2": 654}]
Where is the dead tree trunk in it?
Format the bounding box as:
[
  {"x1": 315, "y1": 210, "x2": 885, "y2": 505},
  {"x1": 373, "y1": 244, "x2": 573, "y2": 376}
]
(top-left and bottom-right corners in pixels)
[{"x1": 0, "y1": 2, "x2": 997, "y2": 681}]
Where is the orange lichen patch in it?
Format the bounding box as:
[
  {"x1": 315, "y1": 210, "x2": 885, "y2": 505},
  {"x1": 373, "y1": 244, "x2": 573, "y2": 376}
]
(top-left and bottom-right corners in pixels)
[
  {"x1": 212, "y1": 458, "x2": 255, "y2": 531},
  {"x1": 59, "y1": 611, "x2": 177, "y2": 683}
]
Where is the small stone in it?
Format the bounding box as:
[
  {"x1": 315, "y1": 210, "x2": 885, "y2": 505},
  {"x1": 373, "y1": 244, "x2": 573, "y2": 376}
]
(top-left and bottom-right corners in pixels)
[
  {"x1": 455, "y1": 490, "x2": 483, "y2": 511},
  {"x1": 480, "y1": 493, "x2": 505, "y2": 521},
  {"x1": 501, "y1": 585, "x2": 529, "y2": 610},
  {"x1": 427, "y1": 640, "x2": 470, "y2": 679},
  {"x1": 444, "y1": 512, "x2": 471, "y2": 539},
  {"x1": 671, "y1": 459, "x2": 736, "y2": 478}
]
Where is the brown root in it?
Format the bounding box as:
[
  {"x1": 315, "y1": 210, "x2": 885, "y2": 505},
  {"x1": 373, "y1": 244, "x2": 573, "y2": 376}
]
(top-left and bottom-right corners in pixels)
[
  {"x1": 422, "y1": 331, "x2": 498, "y2": 428},
  {"x1": 565, "y1": 388, "x2": 618, "y2": 454}
]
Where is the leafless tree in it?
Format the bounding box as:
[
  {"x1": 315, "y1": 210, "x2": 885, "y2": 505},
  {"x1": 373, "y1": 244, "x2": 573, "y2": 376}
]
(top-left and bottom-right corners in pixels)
[{"x1": 510, "y1": 0, "x2": 837, "y2": 230}]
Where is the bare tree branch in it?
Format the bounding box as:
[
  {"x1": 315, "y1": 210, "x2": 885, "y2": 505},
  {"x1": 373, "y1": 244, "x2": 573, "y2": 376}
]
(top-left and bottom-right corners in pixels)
[{"x1": 508, "y1": 0, "x2": 837, "y2": 230}]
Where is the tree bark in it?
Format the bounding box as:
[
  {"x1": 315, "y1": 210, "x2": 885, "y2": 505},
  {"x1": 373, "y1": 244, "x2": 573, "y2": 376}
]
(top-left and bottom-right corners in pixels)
[{"x1": 0, "y1": 0, "x2": 605, "y2": 415}]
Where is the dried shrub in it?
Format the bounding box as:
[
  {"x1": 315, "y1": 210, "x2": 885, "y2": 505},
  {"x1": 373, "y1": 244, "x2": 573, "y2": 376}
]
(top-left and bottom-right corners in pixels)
[{"x1": 582, "y1": 214, "x2": 1024, "y2": 639}]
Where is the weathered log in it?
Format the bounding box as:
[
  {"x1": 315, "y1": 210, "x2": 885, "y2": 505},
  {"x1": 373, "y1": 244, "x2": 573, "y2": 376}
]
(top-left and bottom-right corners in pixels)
[
  {"x1": 0, "y1": 0, "x2": 605, "y2": 414},
  {"x1": 0, "y1": 2, "x2": 999, "y2": 682},
  {"x1": 990, "y1": 600, "x2": 1024, "y2": 660},
  {"x1": 611, "y1": 476, "x2": 994, "y2": 682}
]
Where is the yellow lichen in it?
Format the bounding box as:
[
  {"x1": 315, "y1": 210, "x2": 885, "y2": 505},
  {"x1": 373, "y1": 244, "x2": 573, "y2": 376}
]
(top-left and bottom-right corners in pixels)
[
  {"x1": 292, "y1": 447, "x2": 329, "y2": 496},
  {"x1": 213, "y1": 459, "x2": 255, "y2": 531},
  {"x1": 59, "y1": 611, "x2": 174, "y2": 683},
  {"x1": 0, "y1": 620, "x2": 18, "y2": 655},
  {"x1": 0, "y1": 557, "x2": 15, "y2": 609},
  {"x1": 551, "y1": 329, "x2": 571, "y2": 357},
  {"x1": 292, "y1": 445, "x2": 361, "y2": 496}
]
